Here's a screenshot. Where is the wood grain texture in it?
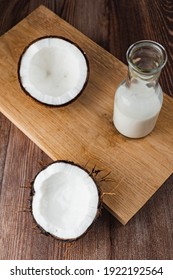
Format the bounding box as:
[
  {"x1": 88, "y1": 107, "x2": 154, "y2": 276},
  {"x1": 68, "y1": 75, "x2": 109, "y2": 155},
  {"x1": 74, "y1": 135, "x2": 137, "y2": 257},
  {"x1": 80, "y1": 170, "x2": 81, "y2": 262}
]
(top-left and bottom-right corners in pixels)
[{"x1": 0, "y1": 0, "x2": 173, "y2": 260}]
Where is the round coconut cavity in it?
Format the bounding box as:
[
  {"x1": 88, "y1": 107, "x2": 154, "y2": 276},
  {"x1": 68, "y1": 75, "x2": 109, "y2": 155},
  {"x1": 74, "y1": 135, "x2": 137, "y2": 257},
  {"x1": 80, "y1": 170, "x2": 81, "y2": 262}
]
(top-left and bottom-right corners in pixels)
[
  {"x1": 31, "y1": 161, "x2": 100, "y2": 241},
  {"x1": 18, "y1": 36, "x2": 89, "y2": 106}
]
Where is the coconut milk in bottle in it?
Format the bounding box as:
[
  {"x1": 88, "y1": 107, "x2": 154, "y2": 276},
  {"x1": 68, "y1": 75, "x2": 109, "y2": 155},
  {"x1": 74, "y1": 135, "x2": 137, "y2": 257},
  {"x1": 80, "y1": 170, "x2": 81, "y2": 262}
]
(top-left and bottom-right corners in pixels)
[{"x1": 113, "y1": 40, "x2": 167, "y2": 138}]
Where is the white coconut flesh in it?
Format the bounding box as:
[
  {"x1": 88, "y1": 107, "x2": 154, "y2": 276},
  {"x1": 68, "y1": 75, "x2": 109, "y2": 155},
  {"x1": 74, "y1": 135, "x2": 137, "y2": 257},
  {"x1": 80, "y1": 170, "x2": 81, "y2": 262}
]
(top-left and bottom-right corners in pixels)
[
  {"x1": 32, "y1": 162, "x2": 99, "y2": 240},
  {"x1": 19, "y1": 37, "x2": 88, "y2": 105}
]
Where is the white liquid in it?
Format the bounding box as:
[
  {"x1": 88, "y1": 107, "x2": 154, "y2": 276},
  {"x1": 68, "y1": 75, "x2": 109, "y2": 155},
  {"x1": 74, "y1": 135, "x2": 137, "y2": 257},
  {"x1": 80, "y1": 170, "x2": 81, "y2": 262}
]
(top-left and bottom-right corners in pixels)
[{"x1": 113, "y1": 81, "x2": 162, "y2": 138}]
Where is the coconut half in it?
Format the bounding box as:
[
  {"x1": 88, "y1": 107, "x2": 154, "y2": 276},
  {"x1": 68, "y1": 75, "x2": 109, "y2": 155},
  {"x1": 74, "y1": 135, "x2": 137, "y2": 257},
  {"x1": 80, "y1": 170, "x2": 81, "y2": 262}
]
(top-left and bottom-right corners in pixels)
[
  {"x1": 18, "y1": 36, "x2": 89, "y2": 106},
  {"x1": 31, "y1": 161, "x2": 100, "y2": 240}
]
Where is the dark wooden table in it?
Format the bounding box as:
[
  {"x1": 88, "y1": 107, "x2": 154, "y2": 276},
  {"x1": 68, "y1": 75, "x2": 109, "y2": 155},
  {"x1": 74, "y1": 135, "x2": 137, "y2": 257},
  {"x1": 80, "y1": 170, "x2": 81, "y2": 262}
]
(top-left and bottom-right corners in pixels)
[{"x1": 0, "y1": 0, "x2": 173, "y2": 260}]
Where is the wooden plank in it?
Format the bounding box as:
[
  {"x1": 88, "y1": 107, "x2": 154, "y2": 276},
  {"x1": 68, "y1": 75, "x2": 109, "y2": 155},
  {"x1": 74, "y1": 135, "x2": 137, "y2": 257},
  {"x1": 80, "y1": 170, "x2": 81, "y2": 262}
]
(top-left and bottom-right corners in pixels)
[{"x1": 0, "y1": 5, "x2": 173, "y2": 225}]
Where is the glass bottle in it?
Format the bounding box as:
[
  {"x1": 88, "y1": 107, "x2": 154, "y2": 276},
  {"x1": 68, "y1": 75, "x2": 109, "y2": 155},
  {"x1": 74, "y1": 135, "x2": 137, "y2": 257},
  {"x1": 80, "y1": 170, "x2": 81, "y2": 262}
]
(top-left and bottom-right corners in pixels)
[{"x1": 113, "y1": 40, "x2": 167, "y2": 138}]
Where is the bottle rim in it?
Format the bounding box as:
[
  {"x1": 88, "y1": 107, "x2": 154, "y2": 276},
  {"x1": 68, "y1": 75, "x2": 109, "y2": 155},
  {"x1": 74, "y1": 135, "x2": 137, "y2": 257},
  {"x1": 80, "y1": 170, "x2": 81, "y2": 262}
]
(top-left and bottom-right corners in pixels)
[{"x1": 126, "y1": 40, "x2": 167, "y2": 75}]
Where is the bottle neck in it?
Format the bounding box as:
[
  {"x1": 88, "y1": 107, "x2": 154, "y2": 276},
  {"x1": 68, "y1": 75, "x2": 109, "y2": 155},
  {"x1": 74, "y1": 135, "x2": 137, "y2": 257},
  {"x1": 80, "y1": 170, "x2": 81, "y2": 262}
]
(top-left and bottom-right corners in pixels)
[
  {"x1": 126, "y1": 40, "x2": 167, "y2": 89},
  {"x1": 126, "y1": 66, "x2": 161, "y2": 88}
]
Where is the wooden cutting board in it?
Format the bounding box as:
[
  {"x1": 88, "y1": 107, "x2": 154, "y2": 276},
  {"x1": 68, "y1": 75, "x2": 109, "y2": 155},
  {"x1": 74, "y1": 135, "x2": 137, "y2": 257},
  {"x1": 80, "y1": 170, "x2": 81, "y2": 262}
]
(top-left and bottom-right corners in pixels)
[{"x1": 0, "y1": 5, "x2": 173, "y2": 225}]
